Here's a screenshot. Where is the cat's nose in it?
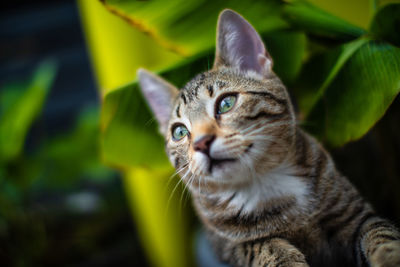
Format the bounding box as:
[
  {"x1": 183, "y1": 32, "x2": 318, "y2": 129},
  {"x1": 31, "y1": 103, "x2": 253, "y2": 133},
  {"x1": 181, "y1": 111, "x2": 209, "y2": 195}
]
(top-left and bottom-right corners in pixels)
[{"x1": 193, "y1": 134, "x2": 215, "y2": 155}]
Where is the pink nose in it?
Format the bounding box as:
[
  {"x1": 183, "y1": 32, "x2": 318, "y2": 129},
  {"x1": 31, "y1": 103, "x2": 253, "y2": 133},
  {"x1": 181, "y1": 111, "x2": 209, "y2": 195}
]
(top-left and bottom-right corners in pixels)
[{"x1": 193, "y1": 135, "x2": 215, "y2": 155}]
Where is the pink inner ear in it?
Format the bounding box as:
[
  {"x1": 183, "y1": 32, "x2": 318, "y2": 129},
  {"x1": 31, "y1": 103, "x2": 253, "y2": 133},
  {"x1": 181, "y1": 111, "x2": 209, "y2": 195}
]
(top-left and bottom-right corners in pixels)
[
  {"x1": 138, "y1": 69, "x2": 178, "y2": 134},
  {"x1": 215, "y1": 10, "x2": 273, "y2": 75},
  {"x1": 143, "y1": 88, "x2": 171, "y2": 128}
]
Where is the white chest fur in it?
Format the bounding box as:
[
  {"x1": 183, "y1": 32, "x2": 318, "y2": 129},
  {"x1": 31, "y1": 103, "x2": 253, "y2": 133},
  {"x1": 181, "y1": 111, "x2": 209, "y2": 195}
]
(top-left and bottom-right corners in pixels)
[{"x1": 217, "y1": 164, "x2": 310, "y2": 214}]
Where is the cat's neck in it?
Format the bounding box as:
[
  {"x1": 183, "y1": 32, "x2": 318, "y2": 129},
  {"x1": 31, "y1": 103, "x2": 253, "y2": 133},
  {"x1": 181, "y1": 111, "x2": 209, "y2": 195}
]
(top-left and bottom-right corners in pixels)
[
  {"x1": 194, "y1": 129, "x2": 329, "y2": 202},
  {"x1": 192, "y1": 129, "x2": 335, "y2": 240},
  {"x1": 199, "y1": 159, "x2": 312, "y2": 214}
]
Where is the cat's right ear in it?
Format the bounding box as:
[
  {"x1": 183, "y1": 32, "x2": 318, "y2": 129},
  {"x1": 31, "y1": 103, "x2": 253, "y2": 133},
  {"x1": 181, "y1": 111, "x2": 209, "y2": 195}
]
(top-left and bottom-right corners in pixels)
[
  {"x1": 213, "y1": 9, "x2": 273, "y2": 77},
  {"x1": 138, "y1": 69, "x2": 179, "y2": 135}
]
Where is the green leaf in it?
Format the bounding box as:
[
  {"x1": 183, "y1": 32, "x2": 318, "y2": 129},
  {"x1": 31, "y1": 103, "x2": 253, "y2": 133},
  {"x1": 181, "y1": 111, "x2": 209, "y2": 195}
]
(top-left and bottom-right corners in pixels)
[
  {"x1": 295, "y1": 38, "x2": 367, "y2": 116},
  {"x1": 101, "y1": 84, "x2": 168, "y2": 169},
  {"x1": 282, "y1": 0, "x2": 366, "y2": 42},
  {"x1": 303, "y1": 40, "x2": 400, "y2": 147},
  {"x1": 370, "y1": 3, "x2": 400, "y2": 47},
  {"x1": 263, "y1": 30, "x2": 307, "y2": 84},
  {"x1": 100, "y1": 0, "x2": 288, "y2": 56},
  {"x1": 0, "y1": 60, "x2": 57, "y2": 162},
  {"x1": 101, "y1": 55, "x2": 211, "y2": 169}
]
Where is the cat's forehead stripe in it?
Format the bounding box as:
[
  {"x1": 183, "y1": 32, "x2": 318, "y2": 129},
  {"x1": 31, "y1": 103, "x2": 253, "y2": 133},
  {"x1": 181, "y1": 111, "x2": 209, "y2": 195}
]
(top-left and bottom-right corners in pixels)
[
  {"x1": 207, "y1": 85, "x2": 214, "y2": 97},
  {"x1": 180, "y1": 93, "x2": 187, "y2": 105},
  {"x1": 176, "y1": 104, "x2": 181, "y2": 118}
]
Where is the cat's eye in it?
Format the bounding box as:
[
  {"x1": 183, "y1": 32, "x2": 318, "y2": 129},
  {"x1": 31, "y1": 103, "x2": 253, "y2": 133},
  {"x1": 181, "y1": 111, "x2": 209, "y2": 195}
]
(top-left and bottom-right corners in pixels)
[
  {"x1": 217, "y1": 94, "x2": 237, "y2": 114},
  {"x1": 172, "y1": 124, "x2": 189, "y2": 141}
]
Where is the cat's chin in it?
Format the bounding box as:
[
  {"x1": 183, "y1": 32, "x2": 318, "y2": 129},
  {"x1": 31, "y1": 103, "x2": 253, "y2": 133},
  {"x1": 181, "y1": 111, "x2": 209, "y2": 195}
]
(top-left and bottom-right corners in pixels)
[
  {"x1": 191, "y1": 148, "x2": 255, "y2": 184},
  {"x1": 209, "y1": 157, "x2": 236, "y2": 173},
  {"x1": 205, "y1": 159, "x2": 254, "y2": 184}
]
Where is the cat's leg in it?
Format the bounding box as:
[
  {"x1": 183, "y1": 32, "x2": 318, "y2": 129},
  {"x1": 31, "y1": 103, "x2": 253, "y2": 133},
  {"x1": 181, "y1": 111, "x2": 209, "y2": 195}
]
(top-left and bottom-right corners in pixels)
[
  {"x1": 355, "y1": 216, "x2": 400, "y2": 267},
  {"x1": 233, "y1": 238, "x2": 309, "y2": 267}
]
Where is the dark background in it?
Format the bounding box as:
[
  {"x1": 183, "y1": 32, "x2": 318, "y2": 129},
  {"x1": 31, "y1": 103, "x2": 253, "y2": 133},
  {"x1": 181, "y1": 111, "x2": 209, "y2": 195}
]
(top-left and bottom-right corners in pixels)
[{"x1": 0, "y1": 1, "x2": 149, "y2": 266}]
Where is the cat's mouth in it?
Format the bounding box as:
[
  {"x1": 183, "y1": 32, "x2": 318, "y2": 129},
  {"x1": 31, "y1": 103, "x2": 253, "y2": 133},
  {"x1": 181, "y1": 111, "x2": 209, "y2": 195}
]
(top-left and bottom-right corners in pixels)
[
  {"x1": 207, "y1": 143, "x2": 253, "y2": 174},
  {"x1": 208, "y1": 157, "x2": 237, "y2": 173}
]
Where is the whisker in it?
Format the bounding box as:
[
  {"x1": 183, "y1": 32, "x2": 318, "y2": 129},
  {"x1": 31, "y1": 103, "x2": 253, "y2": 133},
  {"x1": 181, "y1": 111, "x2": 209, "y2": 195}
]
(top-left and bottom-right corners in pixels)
[
  {"x1": 246, "y1": 122, "x2": 291, "y2": 136},
  {"x1": 164, "y1": 173, "x2": 187, "y2": 219},
  {"x1": 239, "y1": 121, "x2": 265, "y2": 134},
  {"x1": 180, "y1": 171, "x2": 197, "y2": 214},
  {"x1": 185, "y1": 172, "x2": 197, "y2": 206},
  {"x1": 163, "y1": 162, "x2": 188, "y2": 193}
]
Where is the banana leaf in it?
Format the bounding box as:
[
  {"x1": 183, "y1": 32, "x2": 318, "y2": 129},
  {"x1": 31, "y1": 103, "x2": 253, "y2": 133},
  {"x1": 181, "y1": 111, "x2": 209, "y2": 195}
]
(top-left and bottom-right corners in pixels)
[
  {"x1": 293, "y1": 3, "x2": 400, "y2": 147},
  {"x1": 282, "y1": 0, "x2": 366, "y2": 42},
  {"x1": 301, "y1": 39, "x2": 400, "y2": 147},
  {"x1": 100, "y1": 0, "x2": 288, "y2": 56}
]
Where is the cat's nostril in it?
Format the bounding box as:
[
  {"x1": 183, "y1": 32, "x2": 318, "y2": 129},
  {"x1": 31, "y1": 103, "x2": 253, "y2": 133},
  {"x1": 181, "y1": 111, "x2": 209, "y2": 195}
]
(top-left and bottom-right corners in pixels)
[{"x1": 194, "y1": 135, "x2": 216, "y2": 155}]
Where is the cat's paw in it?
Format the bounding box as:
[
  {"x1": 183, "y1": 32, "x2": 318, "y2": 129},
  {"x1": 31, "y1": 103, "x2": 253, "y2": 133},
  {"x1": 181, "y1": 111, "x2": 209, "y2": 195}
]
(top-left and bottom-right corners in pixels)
[
  {"x1": 265, "y1": 242, "x2": 309, "y2": 267},
  {"x1": 259, "y1": 250, "x2": 309, "y2": 267},
  {"x1": 370, "y1": 241, "x2": 400, "y2": 267},
  {"x1": 264, "y1": 261, "x2": 309, "y2": 267}
]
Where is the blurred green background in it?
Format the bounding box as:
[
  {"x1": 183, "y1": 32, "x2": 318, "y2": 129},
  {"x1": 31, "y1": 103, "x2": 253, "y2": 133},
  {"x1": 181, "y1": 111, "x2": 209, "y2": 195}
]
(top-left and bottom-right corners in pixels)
[{"x1": 1, "y1": 0, "x2": 399, "y2": 266}]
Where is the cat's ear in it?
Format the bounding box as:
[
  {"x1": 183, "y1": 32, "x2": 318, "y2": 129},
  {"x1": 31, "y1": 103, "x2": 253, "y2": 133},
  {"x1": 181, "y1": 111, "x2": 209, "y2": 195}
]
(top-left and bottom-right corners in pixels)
[
  {"x1": 138, "y1": 69, "x2": 179, "y2": 135},
  {"x1": 213, "y1": 9, "x2": 273, "y2": 76}
]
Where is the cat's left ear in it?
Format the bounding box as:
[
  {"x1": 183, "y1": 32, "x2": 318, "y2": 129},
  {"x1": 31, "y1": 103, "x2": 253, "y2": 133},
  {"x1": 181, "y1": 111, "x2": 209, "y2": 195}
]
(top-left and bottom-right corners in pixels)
[
  {"x1": 138, "y1": 69, "x2": 179, "y2": 135},
  {"x1": 213, "y1": 9, "x2": 273, "y2": 77}
]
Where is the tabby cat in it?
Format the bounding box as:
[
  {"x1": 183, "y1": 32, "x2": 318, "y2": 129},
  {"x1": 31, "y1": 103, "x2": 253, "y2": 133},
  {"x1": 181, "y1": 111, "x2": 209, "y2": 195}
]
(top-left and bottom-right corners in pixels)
[{"x1": 138, "y1": 9, "x2": 400, "y2": 267}]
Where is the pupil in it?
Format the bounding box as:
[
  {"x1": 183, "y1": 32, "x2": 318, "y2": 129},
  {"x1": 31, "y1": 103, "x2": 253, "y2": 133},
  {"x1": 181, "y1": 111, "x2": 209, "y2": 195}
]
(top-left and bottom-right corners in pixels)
[
  {"x1": 172, "y1": 125, "x2": 188, "y2": 141},
  {"x1": 217, "y1": 95, "x2": 236, "y2": 114},
  {"x1": 175, "y1": 126, "x2": 185, "y2": 138},
  {"x1": 222, "y1": 98, "x2": 231, "y2": 109}
]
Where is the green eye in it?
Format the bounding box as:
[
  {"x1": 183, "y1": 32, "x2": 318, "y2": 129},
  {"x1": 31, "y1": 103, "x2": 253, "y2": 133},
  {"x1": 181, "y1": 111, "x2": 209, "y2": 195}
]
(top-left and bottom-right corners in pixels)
[
  {"x1": 217, "y1": 95, "x2": 237, "y2": 114},
  {"x1": 172, "y1": 124, "x2": 189, "y2": 141}
]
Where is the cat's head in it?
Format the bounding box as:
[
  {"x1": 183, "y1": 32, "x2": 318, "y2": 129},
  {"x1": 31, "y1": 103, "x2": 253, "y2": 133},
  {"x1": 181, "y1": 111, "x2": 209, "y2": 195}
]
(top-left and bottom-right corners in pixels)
[{"x1": 138, "y1": 10, "x2": 296, "y2": 187}]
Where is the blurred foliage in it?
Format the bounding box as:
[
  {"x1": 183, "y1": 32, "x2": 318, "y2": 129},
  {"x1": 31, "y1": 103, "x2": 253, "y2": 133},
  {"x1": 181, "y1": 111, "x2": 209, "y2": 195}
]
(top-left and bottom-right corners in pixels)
[
  {"x1": 0, "y1": 62, "x2": 137, "y2": 266},
  {"x1": 78, "y1": 0, "x2": 400, "y2": 267},
  {"x1": 35, "y1": 106, "x2": 114, "y2": 187},
  {"x1": 369, "y1": 3, "x2": 400, "y2": 47},
  {"x1": 123, "y1": 167, "x2": 193, "y2": 267},
  {"x1": 0, "y1": 60, "x2": 56, "y2": 163}
]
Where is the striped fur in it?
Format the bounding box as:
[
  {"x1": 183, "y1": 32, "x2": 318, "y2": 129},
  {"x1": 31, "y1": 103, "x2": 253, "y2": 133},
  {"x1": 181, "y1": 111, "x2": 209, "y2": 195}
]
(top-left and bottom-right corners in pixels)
[{"x1": 139, "y1": 9, "x2": 400, "y2": 267}]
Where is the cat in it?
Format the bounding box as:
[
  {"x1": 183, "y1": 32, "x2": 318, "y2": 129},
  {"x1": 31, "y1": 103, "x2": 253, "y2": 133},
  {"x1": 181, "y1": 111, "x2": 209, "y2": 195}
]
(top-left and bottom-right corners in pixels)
[{"x1": 138, "y1": 9, "x2": 400, "y2": 267}]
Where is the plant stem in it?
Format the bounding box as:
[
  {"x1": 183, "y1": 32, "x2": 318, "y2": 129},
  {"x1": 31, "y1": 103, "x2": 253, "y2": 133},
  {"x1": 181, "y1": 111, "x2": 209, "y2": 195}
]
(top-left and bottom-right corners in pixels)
[{"x1": 370, "y1": 0, "x2": 378, "y2": 16}]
